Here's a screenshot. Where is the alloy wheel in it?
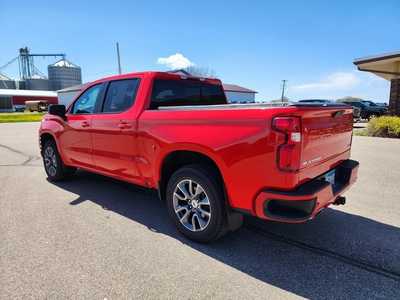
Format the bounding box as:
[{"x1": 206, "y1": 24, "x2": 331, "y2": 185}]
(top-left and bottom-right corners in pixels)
[
  {"x1": 173, "y1": 179, "x2": 211, "y2": 232},
  {"x1": 44, "y1": 146, "x2": 57, "y2": 177}
]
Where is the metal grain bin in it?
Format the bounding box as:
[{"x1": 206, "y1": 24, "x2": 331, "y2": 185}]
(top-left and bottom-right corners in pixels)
[
  {"x1": 0, "y1": 96, "x2": 13, "y2": 111},
  {"x1": 26, "y1": 78, "x2": 50, "y2": 90},
  {"x1": 0, "y1": 80, "x2": 16, "y2": 89},
  {"x1": 48, "y1": 59, "x2": 82, "y2": 91},
  {"x1": 15, "y1": 80, "x2": 26, "y2": 90}
]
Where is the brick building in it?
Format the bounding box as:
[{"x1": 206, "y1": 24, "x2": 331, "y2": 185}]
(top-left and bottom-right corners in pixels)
[{"x1": 354, "y1": 52, "x2": 400, "y2": 115}]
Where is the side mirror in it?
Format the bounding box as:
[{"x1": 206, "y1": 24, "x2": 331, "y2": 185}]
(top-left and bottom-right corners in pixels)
[{"x1": 48, "y1": 104, "x2": 66, "y2": 119}]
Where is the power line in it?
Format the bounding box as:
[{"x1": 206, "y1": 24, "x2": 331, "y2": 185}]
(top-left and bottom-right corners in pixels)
[{"x1": 0, "y1": 56, "x2": 19, "y2": 72}]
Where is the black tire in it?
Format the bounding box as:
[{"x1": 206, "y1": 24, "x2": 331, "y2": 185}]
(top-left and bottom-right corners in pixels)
[
  {"x1": 166, "y1": 165, "x2": 229, "y2": 243},
  {"x1": 42, "y1": 140, "x2": 76, "y2": 182}
]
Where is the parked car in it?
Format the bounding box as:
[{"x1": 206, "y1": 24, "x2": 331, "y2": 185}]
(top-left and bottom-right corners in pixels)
[
  {"x1": 298, "y1": 99, "x2": 333, "y2": 104},
  {"x1": 26, "y1": 100, "x2": 49, "y2": 112},
  {"x1": 298, "y1": 99, "x2": 361, "y2": 121},
  {"x1": 338, "y1": 100, "x2": 387, "y2": 120},
  {"x1": 39, "y1": 72, "x2": 359, "y2": 242},
  {"x1": 13, "y1": 105, "x2": 26, "y2": 112}
]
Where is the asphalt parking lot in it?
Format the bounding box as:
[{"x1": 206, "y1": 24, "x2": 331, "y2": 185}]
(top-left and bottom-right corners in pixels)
[{"x1": 1, "y1": 122, "x2": 400, "y2": 299}]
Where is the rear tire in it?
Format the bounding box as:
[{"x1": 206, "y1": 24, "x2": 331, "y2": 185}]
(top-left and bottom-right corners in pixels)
[
  {"x1": 166, "y1": 165, "x2": 229, "y2": 243},
  {"x1": 42, "y1": 140, "x2": 76, "y2": 182}
]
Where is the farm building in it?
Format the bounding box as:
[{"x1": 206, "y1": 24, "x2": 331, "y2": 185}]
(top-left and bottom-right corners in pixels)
[
  {"x1": 57, "y1": 84, "x2": 85, "y2": 106},
  {"x1": 0, "y1": 89, "x2": 57, "y2": 111},
  {"x1": 222, "y1": 84, "x2": 257, "y2": 103}
]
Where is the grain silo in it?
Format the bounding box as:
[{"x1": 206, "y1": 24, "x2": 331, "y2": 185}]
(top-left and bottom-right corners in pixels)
[
  {"x1": 48, "y1": 59, "x2": 82, "y2": 91},
  {"x1": 26, "y1": 75, "x2": 50, "y2": 90},
  {"x1": 0, "y1": 73, "x2": 16, "y2": 89}
]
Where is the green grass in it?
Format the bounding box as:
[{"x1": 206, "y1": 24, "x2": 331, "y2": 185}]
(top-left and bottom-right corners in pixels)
[{"x1": 0, "y1": 112, "x2": 45, "y2": 123}]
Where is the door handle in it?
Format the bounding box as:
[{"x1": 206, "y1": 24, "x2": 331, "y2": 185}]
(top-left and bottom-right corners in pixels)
[
  {"x1": 81, "y1": 121, "x2": 90, "y2": 128},
  {"x1": 118, "y1": 121, "x2": 132, "y2": 129}
]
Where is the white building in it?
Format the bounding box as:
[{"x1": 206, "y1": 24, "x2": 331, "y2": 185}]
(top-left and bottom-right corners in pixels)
[
  {"x1": 222, "y1": 84, "x2": 257, "y2": 103},
  {"x1": 57, "y1": 84, "x2": 85, "y2": 106}
]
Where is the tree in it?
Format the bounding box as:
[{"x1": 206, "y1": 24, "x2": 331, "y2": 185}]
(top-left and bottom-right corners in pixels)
[
  {"x1": 337, "y1": 96, "x2": 363, "y2": 101},
  {"x1": 183, "y1": 66, "x2": 217, "y2": 78}
]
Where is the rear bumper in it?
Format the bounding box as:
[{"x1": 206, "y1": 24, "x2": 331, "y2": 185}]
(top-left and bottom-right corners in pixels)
[{"x1": 254, "y1": 159, "x2": 359, "y2": 223}]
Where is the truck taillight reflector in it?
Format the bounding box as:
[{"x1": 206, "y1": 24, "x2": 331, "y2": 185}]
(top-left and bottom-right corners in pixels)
[{"x1": 272, "y1": 116, "x2": 302, "y2": 171}]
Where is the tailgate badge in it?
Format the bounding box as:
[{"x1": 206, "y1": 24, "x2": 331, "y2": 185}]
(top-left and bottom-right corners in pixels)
[{"x1": 302, "y1": 156, "x2": 322, "y2": 166}]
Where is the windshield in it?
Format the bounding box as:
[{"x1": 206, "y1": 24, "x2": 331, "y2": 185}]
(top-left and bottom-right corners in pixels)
[{"x1": 362, "y1": 101, "x2": 377, "y2": 106}]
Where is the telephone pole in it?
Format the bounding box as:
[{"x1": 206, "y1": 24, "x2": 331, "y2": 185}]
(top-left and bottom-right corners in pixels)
[
  {"x1": 281, "y1": 79, "x2": 287, "y2": 102},
  {"x1": 116, "y1": 42, "x2": 122, "y2": 74}
]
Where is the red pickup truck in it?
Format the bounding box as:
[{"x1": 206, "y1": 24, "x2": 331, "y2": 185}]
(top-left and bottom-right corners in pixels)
[{"x1": 39, "y1": 71, "x2": 359, "y2": 242}]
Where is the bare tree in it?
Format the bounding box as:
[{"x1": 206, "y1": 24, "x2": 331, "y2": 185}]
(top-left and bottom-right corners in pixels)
[{"x1": 184, "y1": 66, "x2": 217, "y2": 78}]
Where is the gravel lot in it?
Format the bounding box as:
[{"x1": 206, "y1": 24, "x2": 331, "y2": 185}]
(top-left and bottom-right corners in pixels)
[{"x1": 1, "y1": 122, "x2": 400, "y2": 299}]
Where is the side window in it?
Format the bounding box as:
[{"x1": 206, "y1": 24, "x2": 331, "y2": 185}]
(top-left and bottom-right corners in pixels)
[
  {"x1": 71, "y1": 84, "x2": 104, "y2": 114},
  {"x1": 102, "y1": 79, "x2": 140, "y2": 113}
]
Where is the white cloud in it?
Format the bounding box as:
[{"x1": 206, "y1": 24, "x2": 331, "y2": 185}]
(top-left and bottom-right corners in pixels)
[
  {"x1": 292, "y1": 72, "x2": 360, "y2": 91},
  {"x1": 157, "y1": 53, "x2": 194, "y2": 69},
  {"x1": 288, "y1": 71, "x2": 390, "y2": 101}
]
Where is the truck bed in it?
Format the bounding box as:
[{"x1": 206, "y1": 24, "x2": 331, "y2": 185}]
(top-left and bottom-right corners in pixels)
[{"x1": 157, "y1": 102, "x2": 350, "y2": 111}]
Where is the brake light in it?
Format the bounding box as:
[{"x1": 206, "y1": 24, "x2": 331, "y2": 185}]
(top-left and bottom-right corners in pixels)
[{"x1": 272, "y1": 116, "x2": 302, "y2": 171}]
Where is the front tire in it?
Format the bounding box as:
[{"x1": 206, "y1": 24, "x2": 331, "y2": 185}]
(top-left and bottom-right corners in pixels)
[
  {"x1": 42, "y1": 140, "x2": 76, "y2": 181},
  {"x1": 166, "y1": 165, "x2": 228, "y2": 243}
]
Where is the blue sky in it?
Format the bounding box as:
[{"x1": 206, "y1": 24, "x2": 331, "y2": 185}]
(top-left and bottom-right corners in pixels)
[{"x1": 1, "y1": 0, "x2": 399, "y2": 101}]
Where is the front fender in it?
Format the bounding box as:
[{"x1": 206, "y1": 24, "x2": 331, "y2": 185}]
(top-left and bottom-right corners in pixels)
[{"x1": 39, "y1": 115, "x2": 66, "y2": 157}]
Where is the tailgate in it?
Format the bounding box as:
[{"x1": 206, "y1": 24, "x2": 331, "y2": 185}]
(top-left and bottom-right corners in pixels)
[{"x1": 299, "y1": 105, "x2": 353, "y2": 170}]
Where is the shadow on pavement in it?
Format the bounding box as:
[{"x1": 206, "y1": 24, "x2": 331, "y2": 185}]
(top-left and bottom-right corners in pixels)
[{"x1": 52, "y1": 170, "x2": 400, "y2": 299}]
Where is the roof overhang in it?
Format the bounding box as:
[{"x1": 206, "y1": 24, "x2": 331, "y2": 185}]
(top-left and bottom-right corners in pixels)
[
  {"x1": 0, "y1": 89, "x2": 57, "y2": 97},
  {"x1": 353, "y1": 51, "x2": 400, "y2": 80}
]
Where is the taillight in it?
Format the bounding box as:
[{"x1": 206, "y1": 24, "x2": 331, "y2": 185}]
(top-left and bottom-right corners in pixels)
[{"x1": 272, "y1": 116, "x2": 302, "y2": 171}]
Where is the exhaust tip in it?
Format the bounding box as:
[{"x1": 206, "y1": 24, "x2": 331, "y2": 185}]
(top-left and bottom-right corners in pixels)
[{"x1": 334, "y1": 196, "x2": 346, "y2": 205}]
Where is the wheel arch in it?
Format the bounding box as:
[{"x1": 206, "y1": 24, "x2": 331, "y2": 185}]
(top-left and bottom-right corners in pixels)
[
  {"x1": 39, "y1": 131, "x2": 66, "y2": 162},
  {"x1": 158, "y1": 150, "x2": 227, "y2": 204},
  {"x1": 39, "y1": 132, "x2": 57, "y2": 155}
]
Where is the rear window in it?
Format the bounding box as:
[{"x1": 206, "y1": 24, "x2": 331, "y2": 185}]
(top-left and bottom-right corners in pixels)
[{"x1": 150, "y1": 79, "x2": 227, "y2": 109}]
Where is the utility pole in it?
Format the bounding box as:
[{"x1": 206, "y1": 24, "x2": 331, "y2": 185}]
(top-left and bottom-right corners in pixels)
[
  {"x1": 281, "y1": 79, "x2": 287, "y2": 102},
  {"x1": 116, "y1": 42, "x2": 122, "y2": 74}
]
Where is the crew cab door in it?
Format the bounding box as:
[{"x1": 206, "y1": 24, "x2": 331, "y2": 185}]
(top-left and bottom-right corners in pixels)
[
  {"x1": 60, "y1": 83, "x2": 106, "y2": 167},
  {"x1": 90, "y1": 78, "x2": 142, "y2": 183}
]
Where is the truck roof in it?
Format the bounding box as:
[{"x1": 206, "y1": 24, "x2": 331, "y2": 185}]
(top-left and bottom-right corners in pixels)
[{"x1": 90, "y1": 71, "x2": 222, "y2": 86}]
